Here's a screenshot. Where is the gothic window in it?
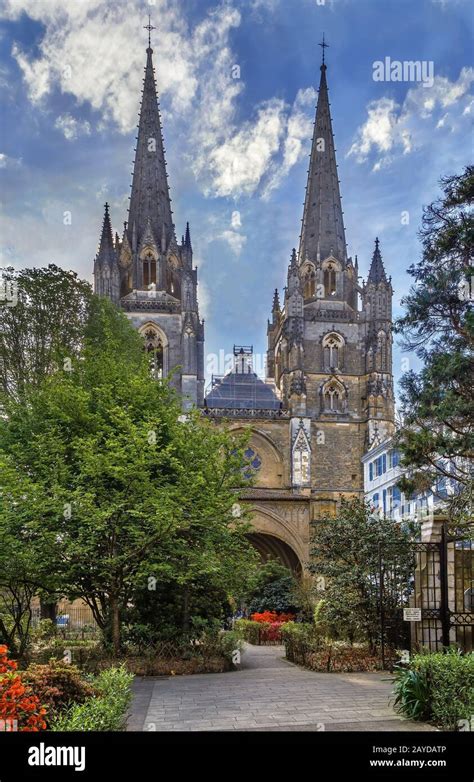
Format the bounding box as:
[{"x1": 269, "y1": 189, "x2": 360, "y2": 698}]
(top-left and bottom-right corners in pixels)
[
  {"x1": 302, "y1": 264, "x2": 316, "y2": 299},
  {"x1": 242, "y1": 447, "x2": 262, "y2": 480},
  {"x1": 324, "y1": 264, "x2": 337, "y2": 296},
  {"x1": 322, "y1": 380, "x2": 346, "y2": 413},
  {"x1": 377, "y1": 331, "x2": 387, "y2": 371},
  {"x1": 322, "y1": 333, "x2": 344, "y2": 369},
  {"x1": 144, "y1": 328, "x2": 164, "y2": 379},
  {"x1": 143, "y1": 251, "x2": 157, "y2": 287}
]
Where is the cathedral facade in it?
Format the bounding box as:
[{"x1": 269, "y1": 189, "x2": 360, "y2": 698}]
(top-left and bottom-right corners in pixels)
[{"x1": 93, "y1": 40, "x2": 395, "y2": 571}]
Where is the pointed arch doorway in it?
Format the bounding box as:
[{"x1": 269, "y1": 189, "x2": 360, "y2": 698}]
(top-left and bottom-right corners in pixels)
[{"x1": 247, "y1": 533, "x2": 302, "y2": 575}]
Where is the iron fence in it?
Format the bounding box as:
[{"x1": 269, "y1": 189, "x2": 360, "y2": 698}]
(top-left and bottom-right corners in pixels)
[{"x1": 378, "y1": 523, "x2": 473, "y2": 668}]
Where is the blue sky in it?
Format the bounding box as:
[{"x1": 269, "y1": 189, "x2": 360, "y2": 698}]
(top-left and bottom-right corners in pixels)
[{"x1": 0, "y1": 0, "x2": 473, "y2": 397}]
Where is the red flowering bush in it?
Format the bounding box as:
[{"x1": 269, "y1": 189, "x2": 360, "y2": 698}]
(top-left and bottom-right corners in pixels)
[
  {"x1": 250, "y1": 612, "x2": 295, "y2": 625},
  {"x1": 22, "y1": 660, "x2": 96, "y2": 713},
  {"x1": 0, "y1": 645, "x2": 47, "y2": 732}
]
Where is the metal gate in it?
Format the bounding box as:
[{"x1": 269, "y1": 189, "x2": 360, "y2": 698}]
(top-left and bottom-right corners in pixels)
[{"x1": 378, "y1": 523, "x2": 473, "y2": 668}]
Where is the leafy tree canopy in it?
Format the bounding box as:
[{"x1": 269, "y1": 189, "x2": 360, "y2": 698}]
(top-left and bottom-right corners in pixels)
[
  {"x1": 0, "y1": 295, "x2": 256, "y2": 653},
  {"x1": 394, "y1": 166, "x2": 473, "y2": 499},
  {"x1": 0, "y1": 265, "x2": 91, "y2": 401}
]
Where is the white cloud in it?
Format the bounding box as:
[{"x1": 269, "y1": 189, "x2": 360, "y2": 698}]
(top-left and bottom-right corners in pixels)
[
  {"x1": 4, "y1": 0, "x2": 208, "y2": 132},
  {"x1": 231, "y1": 210, "x2": 242, "y2": 229},
  {"x1": 55, "y1": 113, "x2": 91, "y2": 141},
  {"x1": 0, "y1": 152, "x2": 22, "y2": 168},
  {"x1": 348, "y1": 68, "x2": 473, "y2": 171},
  {"x1": 214, "y1": 211, "x2": 247, "y2": 256},
  {"x1": 202, "y1": 98, "x2": 286, "y2": 198},
  {"x1": 3, "y1": 0, "x2": 314, "y2": 198},
  {"x1": 219, "y1": 229, "x2": 247, "y2": 255},
  {"x1": 263, "y1": 86, "x2": 315, "y2": 196}
]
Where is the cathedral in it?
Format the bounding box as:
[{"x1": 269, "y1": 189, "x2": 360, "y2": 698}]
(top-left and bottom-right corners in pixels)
[{"x1": 93, "y1": 35, "x2": 395, "y2": 571}]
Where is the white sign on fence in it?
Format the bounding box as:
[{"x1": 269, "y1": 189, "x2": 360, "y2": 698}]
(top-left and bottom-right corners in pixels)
[{"x1": 403, "y1": 608, "x2": 422, "y2": 622}]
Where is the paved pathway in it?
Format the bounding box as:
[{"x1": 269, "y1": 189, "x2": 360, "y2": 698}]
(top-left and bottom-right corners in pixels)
[{"x1": 127, "y1": 644, "x2": 436, "y2": 732}]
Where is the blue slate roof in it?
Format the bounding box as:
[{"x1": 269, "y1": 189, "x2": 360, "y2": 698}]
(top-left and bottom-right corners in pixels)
[{"x1": 205, "y1": 371, "x2": 281, "y2": 411}]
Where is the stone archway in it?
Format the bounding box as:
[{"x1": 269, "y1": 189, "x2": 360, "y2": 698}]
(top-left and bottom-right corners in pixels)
[
  {"x1": 247, "y1": 506, "x2": 308, "y2": 574},
  {"x1": 247, "y1": 532, "x2": 301, "y2": 574}
]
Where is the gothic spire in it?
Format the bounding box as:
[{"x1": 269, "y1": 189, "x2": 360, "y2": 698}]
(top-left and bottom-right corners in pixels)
[
  {"x1": 96, "y1": 202, "x2": 116, "y2": 264},
  {"x1": 127, "y1": 40, "x2": 174, "y2": 252},
  {"x1": 367, "y1": 237, "x2": 388, "y2": 284},
  {"x1": 272, "y1": 287, "x2": 281, "y2": 313},
  {"x1": 298, "y1": 52, "x2": 347, "y2": 266},
  {"x1": 185, "y1": 221, "x2": 192, "y2": 251}
]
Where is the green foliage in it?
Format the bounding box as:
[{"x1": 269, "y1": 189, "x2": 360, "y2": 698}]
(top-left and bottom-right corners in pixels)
[
  {"x1": 234, "y1": 619, "x2": 261, "y2": 645},
  {"x1": 245, "y1": 561, "x2": 297, "y2": 614},
  {"x1": 215, "y1": 631, "x2": 242, "y2": 663},
  {"x1": 282, "y1": 622, "x2": 380, "y2": 671},
  {"x1": 0, "y1": 295, "x2": 257, "y2": 653},
  {"x1": 50, "y1": 666, "x2": 133, "y2": 732},
  {"x1": 248, "y1": 576, "x2": 296, "y2": 614},
  {"x1": 281, "y1": 620, "x2": 324, "y2": 652},
  {"x1": 310, "y1": 498, "x2": 414, "y2": 651},
  {"x1": 126, "y1": 570, "x2": 246, "y2": 646},
  {"x1": 0, "y1": 265, "x2": 91, "y2": 402},
  {"x1": 392, "y1": 650, "x2": 474, "y2": 730},
  {"x1": 394, "y1": 166, "x2": 474, "y2": 499},
  {"x1": 392, "y1": 667, "x2": 431, "y2": 721}
]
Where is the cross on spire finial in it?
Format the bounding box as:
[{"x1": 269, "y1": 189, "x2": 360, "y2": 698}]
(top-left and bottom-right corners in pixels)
[
  {"x1": 319, "y1": 33, "x2": 329, "y2": 65},
  {"x1": 144, "y1": 13, "x2": 156, "y2": 49}
]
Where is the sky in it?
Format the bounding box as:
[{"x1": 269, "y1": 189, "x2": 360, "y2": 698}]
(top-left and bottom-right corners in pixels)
[{"x1": 0, "y1": 0, "x2": 473, "y2": 397}]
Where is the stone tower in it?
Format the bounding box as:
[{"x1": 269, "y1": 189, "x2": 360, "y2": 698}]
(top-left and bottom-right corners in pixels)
[
  {"x1": 266, "y1": 54, "x2": 395, "y2": 516},
  {"x1": 203, "y1": 50, "x2": 396, "y2": 570},
  {"x1": 93, "y1": 39, "x2": 205, "y2": 408}
]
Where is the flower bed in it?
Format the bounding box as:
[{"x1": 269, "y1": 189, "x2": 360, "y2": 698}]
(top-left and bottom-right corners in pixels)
[
  {"x1": 282, "y1": 624, "x2": 382, "y2": 672},
  {"x1": 0, "y1": 645, "x2": 47, "y2": 732},
  {"x1": 0, "y1": 645, "x2": 133, "y2": 732},
  {"x1": 235, "y1": 613, "x2": 295, "y2": 646}
]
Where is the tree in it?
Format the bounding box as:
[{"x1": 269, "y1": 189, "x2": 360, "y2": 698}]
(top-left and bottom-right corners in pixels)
[
  {"x1": 310, "y1": 498, "x2": 414, "y2": 652},
  {"x1": 0, "y1": 265, "x2": 91, "y2": 401},
  {"x1": 245, "y1": 561, "x2": 297, "y2": 614},
  {"x1": 0, "y1": 296, "x2": 256, "y2": 655},
  {"x1": 394, "y1": 166, "x2": 473, "y2": 500}
]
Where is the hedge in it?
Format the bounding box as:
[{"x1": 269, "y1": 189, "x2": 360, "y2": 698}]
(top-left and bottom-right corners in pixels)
[{"x1": 392, "y1": 649, "x2": 474, "y2": 730}]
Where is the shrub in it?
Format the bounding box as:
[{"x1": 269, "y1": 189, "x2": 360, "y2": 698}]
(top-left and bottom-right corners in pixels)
[
  {"x1": 216, "y1": 631, "x2": 242, "y2": 664},
  {"x1": 0, "y1": 645, "x2": 47, "y2": 732},
  {"x1": 248, "y1": 576, "x2": 298, "y2": 614},
  {"x1": 50, "y1": 665, "x2": 133, "y2": 732},
  {"x1": 282, "y1": 624, "x2": 381, "y2": 671},
  {"x1": 235, "y1": 617, "x2": 288, "y2": 645},
  {"x1": 235, "y1": 619, "x2": 260, "y2": 645},
  {"x1": 392, "y1": 649, "x2": 474, "y2": 730},
  {"x1": 281, "y1": 620, "x2": 323, "y2": 658},
  {"x1": 28, "y1": 638, "x2": 102, "y2": 668},
  {"x1": 392, "y1": 667, "x2": 431, "y2": 722},
  {"x1": 250, "y1": 611, "x2": 295, "y2": 624},
  {"x1": 21, "y1": 660, "x2": 96, "y2": 716}
]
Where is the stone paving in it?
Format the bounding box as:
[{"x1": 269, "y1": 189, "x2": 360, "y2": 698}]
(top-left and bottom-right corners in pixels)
[{"x1": 127, "y1": 644, "x2": 436, "y2": 732}]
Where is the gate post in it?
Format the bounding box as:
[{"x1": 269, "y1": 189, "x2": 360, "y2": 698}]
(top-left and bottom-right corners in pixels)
[
  {"x1": 440, "y1": 523, "x2": 451, "y2": 648},
  {"x1": 420, "y1": 512, "x2": 450, "y2": 650},
  {"x1": 378, "y1": 542, "x2": 386, "y2": 669}
]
